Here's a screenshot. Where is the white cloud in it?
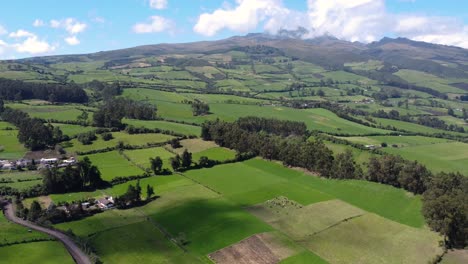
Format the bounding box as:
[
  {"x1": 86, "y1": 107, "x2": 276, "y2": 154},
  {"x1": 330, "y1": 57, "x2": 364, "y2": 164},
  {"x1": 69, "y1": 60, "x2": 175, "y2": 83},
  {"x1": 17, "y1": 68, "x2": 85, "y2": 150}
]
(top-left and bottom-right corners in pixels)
[
  {"x1": 13, "y1": 35, "x2": 55, "y2": 54},
  {"x1": 149, "y1": 0, "x2": 167, "y2": 10},
  {"x1": 133, "y1": 16, "x2": 174, "y2": 33},
  {"x1": 9, "y1": 29, "x2": 35, "y2": 38},
  {"x1": 65, "y1": 36, "x2": 80, "y2": 45},
  {"x1": 194, "y1": 0, "x2": 288, "y2": 37},
  {"x1": 33, "y1": 19, "x2": 45, "y2": 27},
  {"x1": 49, "y1": 18, "x2": 87, "y2": 34},
  {"x1": 0, "y1": 39, "x2": 7, "y2": 55},
  {"x1": 193, "y1": 0, "x2": 468, "y2": 48}
]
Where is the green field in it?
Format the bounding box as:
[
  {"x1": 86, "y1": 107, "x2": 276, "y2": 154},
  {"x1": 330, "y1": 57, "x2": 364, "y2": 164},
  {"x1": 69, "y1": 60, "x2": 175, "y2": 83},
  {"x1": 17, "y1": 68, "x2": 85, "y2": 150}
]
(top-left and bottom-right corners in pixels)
[
  {"x1": 0, "y1": 171, "x2": 42, "y2": 191},
  {"x1": 64, "y1": 132, "x2": 174, "y2": 153},
  {"x1": 0, "y1": 213, "x2": 48, "y2": 244},
  {"x1": 192, "y1": 147, "x2": 236, "y2": 162},
  {"x1": 303, "y1": 213, "x2": 442, "y2": 264},
  {"x1": 123, "y1": 147, "x2": 175, "y2": 170},
  {"x1": 373, "y1": 118, "x2": 467, "y2": 137},
  {"x1": 81, "y1": 151, "x2": 144, "y2": 181},
  {"x1": 7, "y1": 103, "x2": 94, "y2": 122},
  {"x1": 0, "y1": 241, "x2": 74, "y2": 264},
  {"x1": 383, "y1": 141, "x2": 468, "y2": 175},
  {"x1": 124, "y1": 119, "x2": 201, "y2": 136},
  {"x1": 0, "y1": 122, "x2": 27, "y2": 159},
  {"x1": 185, "y1": 159, "x2": 425, "y2": 227},
  {"x1": 51, "y1": 123, "x2": 96, "y2": 137}
]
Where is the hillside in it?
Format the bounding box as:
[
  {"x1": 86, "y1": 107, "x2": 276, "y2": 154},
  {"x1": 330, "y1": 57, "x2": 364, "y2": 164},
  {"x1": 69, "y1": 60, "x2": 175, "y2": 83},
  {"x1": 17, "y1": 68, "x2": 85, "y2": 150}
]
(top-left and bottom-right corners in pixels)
[{"x1": 0, "y1": 34, "x2": 467, "y2": 264}]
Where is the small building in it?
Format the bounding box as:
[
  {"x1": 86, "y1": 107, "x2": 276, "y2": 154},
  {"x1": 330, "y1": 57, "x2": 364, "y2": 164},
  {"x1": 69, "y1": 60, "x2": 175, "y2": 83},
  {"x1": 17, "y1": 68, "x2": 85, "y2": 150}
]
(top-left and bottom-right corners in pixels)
[
  {"x1": 40, "y1": 158, "x2": 58, "y2": 165},
  {"x1": 97, "y1": 197, "x2": 114, "y2": 209},
  {"x1": 63, "y1": 157, "x2": 76, "y2": 165},
  {"x1": 364, "y1": 144, "x2": 376, "y2": 150}
]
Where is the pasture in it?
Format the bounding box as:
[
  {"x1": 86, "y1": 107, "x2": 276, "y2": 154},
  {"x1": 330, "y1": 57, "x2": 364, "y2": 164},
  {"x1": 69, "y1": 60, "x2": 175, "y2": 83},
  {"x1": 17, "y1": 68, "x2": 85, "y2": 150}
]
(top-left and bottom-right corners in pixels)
[
  {"x1": 123, "y1": 147, "x2": 174, "y2": 170},
  {"x1": 51, "y1": 123, "x2": 96, "y2": 137},
  {"x1": 0, "y1": 123, "x2": 27, "y2": 159},
  {"x1": 0, "y1": 171, "x2": 42, "y2": 191},
  {"x1": 81, "y1": 151, "x2": 143, "y2": 181},
  {"x1": 64, "y1": 132, "x2": 174, "y2": 153},
  {"x1": 124, "y1": 119, "x2": 201, "y2": 136},
  {"x1": 192, "y1": 147, "x2": 236, "y2": 162},
  {"x1": 303, "y1": 213, "x2": 443, "y2": 264},
  {"x1": 0, "y1": 213, "x2": 48, "y2": 244},
  {"x1": 0, "y1": 241, "x2": 74, "y2": 264}
]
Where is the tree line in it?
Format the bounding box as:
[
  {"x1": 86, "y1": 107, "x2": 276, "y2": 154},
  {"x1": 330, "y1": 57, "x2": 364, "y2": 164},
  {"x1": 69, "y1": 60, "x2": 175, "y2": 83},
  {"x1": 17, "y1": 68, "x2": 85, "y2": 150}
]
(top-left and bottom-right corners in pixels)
[
  {"x1": 93, "y1": 98, "x2": 157, "y2": 128},
  {"x1": 201, "y1": 117, "x2": 467, "y2": 248},
  {"x1": 42, "y1": 157, "x2": 105, "y2": 194},
  {"x1": 0, "y1": 78, "x2": 88, "y2": 103},
  {"x1": 0, "y1": 106, "x2": 64, "y2": 150}
]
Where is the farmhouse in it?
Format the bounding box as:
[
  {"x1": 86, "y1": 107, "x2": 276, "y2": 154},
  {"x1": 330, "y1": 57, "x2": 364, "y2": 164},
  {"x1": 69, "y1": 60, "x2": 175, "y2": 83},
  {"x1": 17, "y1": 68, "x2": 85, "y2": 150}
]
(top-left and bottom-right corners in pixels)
[
  {"x1": 40, "y1": 158, "x2": 58, "y2": 165},
  {"x1": 98, "y1": 197, "x2": 114, "y2": 209}
]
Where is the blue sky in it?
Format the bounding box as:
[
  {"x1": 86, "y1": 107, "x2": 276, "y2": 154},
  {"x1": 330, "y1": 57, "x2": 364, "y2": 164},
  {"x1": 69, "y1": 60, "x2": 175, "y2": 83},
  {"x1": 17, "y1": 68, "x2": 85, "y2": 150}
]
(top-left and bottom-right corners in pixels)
[{"x1": 0, "y1": 0, "x2": 467, "y2": 59}]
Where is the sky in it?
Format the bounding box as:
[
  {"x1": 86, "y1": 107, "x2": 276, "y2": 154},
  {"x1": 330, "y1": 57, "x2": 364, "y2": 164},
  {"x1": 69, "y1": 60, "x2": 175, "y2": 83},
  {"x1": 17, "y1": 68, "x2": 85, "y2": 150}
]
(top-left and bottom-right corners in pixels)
[{"x1": 0, "y1": 0, "x2": 467, "y2": 59}]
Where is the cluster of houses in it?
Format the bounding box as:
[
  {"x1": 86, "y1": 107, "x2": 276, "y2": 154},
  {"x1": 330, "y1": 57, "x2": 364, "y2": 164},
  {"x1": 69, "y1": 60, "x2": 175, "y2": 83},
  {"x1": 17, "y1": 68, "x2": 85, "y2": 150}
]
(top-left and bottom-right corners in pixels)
[{"x1": 0, "y1": 157, "x2": 77, "y2": 170}]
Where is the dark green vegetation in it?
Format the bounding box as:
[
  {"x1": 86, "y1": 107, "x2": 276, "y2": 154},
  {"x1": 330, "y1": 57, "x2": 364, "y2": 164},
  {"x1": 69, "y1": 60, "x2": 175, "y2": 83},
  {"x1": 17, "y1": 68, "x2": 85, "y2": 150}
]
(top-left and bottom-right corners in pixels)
[{"x1": 1, "y1": 34, "x2": 467, "y2": 263}]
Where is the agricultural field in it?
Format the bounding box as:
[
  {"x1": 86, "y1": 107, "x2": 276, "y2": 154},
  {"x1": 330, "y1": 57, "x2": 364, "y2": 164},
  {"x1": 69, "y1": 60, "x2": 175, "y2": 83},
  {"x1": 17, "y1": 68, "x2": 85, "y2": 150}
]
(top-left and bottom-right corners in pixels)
[
  {"x1": 80, "y1": 151, "x2": 144, "y2": 181},
  {"x1": 123, "y1": 147, "x2": 174, "y2": 170},
  {"x1": 0, "y1": 171, "x2": 42, "y2": 191},
  {"x1": 50, "y1": 123, "x2": 96, "y2": 137},
  {"x1": 0, "y1": 241, "x2": 74, "y2": 264},
  {"x1": 0, "y1": 123, "x2": 26, "y2": 159},
  {"x1": 6, "y1": 103, "x2": 94, "y2": 122},
  {"x1": 63, "y1": 132, "x2": 174, "y2": 153},
  {"x1": 192, "y1": 147, "x2": 236, "y2": 162},
  {"x1": 0, "y1": 213, "x2": 48, "y2": 244},
  {"x1": 124, "y1": 119, "x2": 201, "y2": 136}
]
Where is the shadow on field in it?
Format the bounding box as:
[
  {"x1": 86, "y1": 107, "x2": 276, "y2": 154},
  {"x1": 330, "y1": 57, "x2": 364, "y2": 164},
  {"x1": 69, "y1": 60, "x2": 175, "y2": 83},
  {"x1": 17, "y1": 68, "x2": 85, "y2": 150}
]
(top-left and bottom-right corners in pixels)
[{"x1": 150, "y1": 198, "x2": 271, "y2": 254}]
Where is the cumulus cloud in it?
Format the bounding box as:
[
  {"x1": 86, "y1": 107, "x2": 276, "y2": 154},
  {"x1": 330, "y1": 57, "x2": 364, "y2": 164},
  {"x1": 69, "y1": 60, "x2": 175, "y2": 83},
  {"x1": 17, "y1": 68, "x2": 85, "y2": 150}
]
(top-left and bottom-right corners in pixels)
[
  {"x1": 65, "y1": 36, "x2": 80, "y2": 45},
  {"x1": 50, "y1": 18, "x2": 87, "y2": 34},
  {"x1": 9, "y1": 29, "x2": 35, "y2": 38},
  {"x1": 194, "y1": 0, "x2": 288, "y2": 37},
  {"x1": 193, "y1": 0, "x2": 468, "y2": 48},
  {"x1": 133, "y1": 16, "x2": 174, "y2": 33},
  {"x1": 33, "y1": 19, "x2": 45, "y2": 27},
  {"x1": 149, "y1": 0, "x2": 168, "y2": 10}
]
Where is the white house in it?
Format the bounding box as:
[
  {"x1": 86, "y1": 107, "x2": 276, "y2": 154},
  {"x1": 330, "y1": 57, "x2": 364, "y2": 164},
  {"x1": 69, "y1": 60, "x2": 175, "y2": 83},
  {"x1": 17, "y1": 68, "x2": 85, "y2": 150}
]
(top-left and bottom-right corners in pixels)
[
  {"x1": 40, "y1": 158, "x2": 58, "y2": 165},
  {"x1": 97, "y1": 197, "x2": 114, "y2": 209}
]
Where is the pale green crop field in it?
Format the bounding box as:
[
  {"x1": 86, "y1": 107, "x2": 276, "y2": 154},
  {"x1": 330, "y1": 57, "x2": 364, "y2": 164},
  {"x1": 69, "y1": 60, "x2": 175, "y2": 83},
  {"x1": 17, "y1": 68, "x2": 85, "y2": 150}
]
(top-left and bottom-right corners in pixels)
[{"x1": 81, "y1": 151, "x2": 144, "y2": 181}]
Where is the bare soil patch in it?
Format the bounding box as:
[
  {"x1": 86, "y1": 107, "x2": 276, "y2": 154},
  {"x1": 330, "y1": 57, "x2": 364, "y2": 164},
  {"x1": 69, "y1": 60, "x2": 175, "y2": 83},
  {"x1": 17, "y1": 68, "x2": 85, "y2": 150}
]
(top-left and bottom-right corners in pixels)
[{"x1": 208, "y1": 232, "x2": 296, "y2": 264}]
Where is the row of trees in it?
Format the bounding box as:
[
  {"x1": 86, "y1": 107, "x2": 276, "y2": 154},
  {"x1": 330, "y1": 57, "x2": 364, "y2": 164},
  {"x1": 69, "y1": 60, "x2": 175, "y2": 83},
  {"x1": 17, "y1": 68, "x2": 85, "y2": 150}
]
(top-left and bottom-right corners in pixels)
[
  {"x1": 0, "y1": 107, "x2": 64, "y2": 150},
  {"x1": 42, "y1": 157, "x2": 105, "y2": 193},
  {"x1": 201, "y1": 117, "x2": 467, "y2": 247},
  {"x1": 93, "y1": 98, "x2": 157, "y2": 128},
  {"x1": 191, "y1": 100, "x2": 210, "y2": 116},
  {"x1": 0, "y1": 78, "x2": 88, "y2": 103},
  {"x1": 114, "y1": 180, "x2": 155, "y2": 209}
]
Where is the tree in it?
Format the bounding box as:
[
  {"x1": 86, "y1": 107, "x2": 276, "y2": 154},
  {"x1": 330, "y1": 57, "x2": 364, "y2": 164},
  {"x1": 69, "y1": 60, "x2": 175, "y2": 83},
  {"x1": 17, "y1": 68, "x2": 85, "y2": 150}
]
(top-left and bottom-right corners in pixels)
[
  {"x1": 28, "y1": 201, "x2": 42, "y2": 221},
  {"x1": 0, "y1": 99, "x2": 4, "y2": 113},
  {"x1": 198, "y1": 156, "x2": 215, "y2": 168},
  {"x1": 191, "y1": 100, "x2": 210, "y2": 116},
  {"x1": 397, "y1": 161, "x2": 430, "y2": 194},
  {"x1": 77, "y1": 111, "x2": 89, "y2": 123},
  {"x1": 170, "y1": 155, "x2": 181, "y2": 171},
  {"x1": 317, "y1": 89, "x2": 325, "y2": 97},
  {"x1": 181, "y1": 149, "x2": 192, "y2": 168},
  {"x1": 422, "y1": 172, "x2": 467, "y2": 248},
  {"x1": 330, "y1": 150, "x2": 359, "y2": 179},
  {"x1": 146, "y1": 184, "x2": 155, "y2": 200},
  {"x1": 150, "y1": 156, "x2": 163, "y2": 174},
  {"x1": 447, "y1": 108, "x2": 455, "y2": 117}
]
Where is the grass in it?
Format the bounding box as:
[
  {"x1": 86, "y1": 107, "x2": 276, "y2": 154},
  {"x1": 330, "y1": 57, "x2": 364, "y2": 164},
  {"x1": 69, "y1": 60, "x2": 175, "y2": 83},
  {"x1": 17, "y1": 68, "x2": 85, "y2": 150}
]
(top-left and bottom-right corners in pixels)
[
  {"x1": 7, "y1": 103, "x2": 94, "y2": 122},
  {"x1": 303, "y1": 213, "x2": 443, "y2": 264},
  {"x1": 51, "y1": 123, "x2": 96, "y2": 137},
  {"x1": 123, "y1": 119, "x2": 201, "y2": 136},
  {"x1": 395, "y1": 69, "x2": 466, "y2": 94},
  {"x1": 0, "y1": 171, "x2": 42, "y2": 190},
  {"x1": 123, "y1": 147, "x2": 174, "y2": 170},
  {"x1": 0, "y1": 213, "x2": 48, "y2": 244},
  {"x1": 0, "y1": 123, "x2": 27, "y2": 159},
  {"x1": 373, "y1": 117, "x2": 467, "y2": 137},
  {"x1": 81, "y1": 151, "x2": 144, "y2": 181},
  {"x1": 280, "y1": 251, "x2": 329, "y2": 264},
  {"x1": 248, "y1": 199, "x2": 365, "y2": 240},
  {"x1": 185, "y1": 159, "x2": 425, "y2": 227},
  {"x1": 152, "y1": 197, "x2": 273, "y2": 255},
  {"x1": 0, "y1": 241, "x2": 74, "y2": 264},
  {"x1": 64, "y1": 132, "x2": 174, "y2": 153},
  {"x1": 168, "y1": 138, "x2": 219, "y2": 155},
  {"x1": 90, "y1": 221, "x2": 201, "y2": 263},
  {"x1": 192, "y1": 147, "x2": 236, "y2": 162},
  {"x1": 382, "y1": 141, "x2": 468, "y2": 175},
  {"x1": 50, "y1": 172, "x2": 195, "y2": 205}
]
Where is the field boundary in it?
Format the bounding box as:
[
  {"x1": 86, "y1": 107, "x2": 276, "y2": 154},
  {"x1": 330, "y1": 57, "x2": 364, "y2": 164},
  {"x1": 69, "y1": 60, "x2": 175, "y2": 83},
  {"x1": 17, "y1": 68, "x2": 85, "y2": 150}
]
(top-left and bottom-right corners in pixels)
[{"x1": 296, "y1": 214, "x2": 365, "y2": 242}]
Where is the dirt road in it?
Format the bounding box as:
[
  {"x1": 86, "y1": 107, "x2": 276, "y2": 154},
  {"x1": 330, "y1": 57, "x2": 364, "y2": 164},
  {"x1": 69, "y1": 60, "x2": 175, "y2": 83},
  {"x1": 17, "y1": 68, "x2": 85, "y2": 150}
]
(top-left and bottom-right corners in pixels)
[{"x1": 2, "y1": 202, "x2": 92, "y2": 264}]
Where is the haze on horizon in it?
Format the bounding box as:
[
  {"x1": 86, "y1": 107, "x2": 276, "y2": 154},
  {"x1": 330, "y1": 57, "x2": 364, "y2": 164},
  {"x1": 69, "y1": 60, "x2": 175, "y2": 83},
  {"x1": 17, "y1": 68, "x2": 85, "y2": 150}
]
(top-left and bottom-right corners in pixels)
[{"x1": 0, "y1": 0, "x2": 467, "y2": 59}]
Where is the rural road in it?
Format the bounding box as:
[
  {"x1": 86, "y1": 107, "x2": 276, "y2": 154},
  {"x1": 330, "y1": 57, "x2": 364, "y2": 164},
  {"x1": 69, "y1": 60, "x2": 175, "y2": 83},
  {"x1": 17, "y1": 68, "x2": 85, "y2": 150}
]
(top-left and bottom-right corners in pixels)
[{"x1": 2, "y1": 202, "x2": 92, "y2": 264}]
